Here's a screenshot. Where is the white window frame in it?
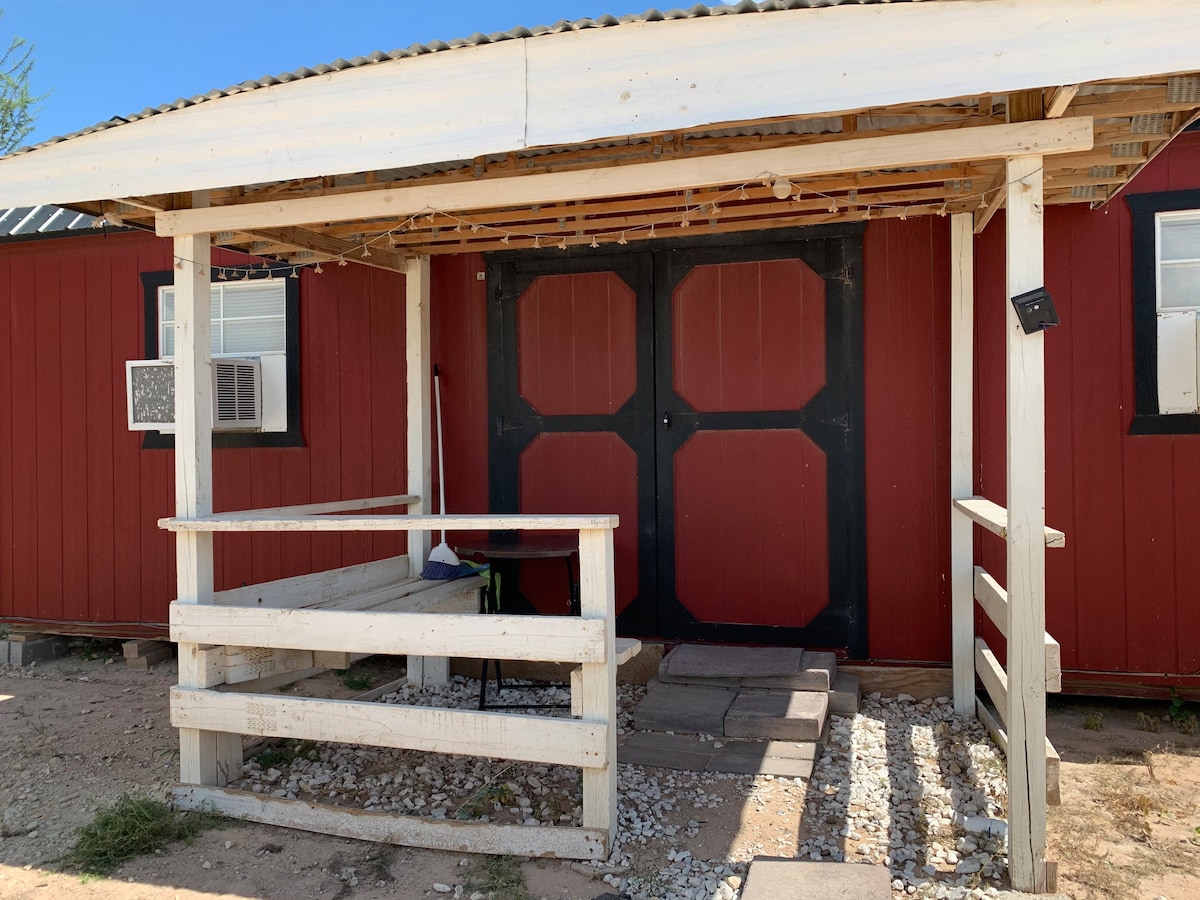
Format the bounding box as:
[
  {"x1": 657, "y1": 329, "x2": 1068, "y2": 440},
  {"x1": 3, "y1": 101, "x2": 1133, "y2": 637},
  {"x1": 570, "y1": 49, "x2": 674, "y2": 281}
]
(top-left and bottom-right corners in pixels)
[
  {"x1": 157, "y1": 279, "x2": 288, "y2": 361},
  {"x1": 1154, "y1": 209, "x2": 1200, "y2": 415}
]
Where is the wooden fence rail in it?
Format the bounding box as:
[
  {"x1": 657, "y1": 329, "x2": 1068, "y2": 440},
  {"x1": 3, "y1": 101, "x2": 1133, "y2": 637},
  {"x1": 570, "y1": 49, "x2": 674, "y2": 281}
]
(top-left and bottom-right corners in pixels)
[{"x1": 164, "y1": 505, "x2": 620, "y2": 861}]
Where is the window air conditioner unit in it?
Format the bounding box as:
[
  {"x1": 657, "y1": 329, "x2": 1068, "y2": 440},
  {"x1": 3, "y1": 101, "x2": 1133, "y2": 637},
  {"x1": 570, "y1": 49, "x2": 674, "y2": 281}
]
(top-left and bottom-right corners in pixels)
[{"x1": 126, "y1": 358, "x2": 262, "y2": 431}]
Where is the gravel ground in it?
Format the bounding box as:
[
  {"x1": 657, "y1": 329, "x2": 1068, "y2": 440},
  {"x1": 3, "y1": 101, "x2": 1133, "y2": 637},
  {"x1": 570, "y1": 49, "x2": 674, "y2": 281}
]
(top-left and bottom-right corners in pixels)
[{"x1": 235, "y1": 678, "x2": 1012, "y2": 900}]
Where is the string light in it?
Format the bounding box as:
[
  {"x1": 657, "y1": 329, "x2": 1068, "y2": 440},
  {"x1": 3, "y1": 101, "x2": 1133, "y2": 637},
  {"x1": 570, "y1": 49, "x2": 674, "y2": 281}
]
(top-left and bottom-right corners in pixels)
[{"x1": 617, "y1": 232, "x2": 628, "y2": 245}]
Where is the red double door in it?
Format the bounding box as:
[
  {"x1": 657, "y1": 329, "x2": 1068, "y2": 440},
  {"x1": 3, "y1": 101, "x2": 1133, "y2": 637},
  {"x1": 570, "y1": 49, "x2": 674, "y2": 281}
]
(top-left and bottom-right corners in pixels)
[{"x1": 487, "y1": 233, "x2": 866, "y2": 654}]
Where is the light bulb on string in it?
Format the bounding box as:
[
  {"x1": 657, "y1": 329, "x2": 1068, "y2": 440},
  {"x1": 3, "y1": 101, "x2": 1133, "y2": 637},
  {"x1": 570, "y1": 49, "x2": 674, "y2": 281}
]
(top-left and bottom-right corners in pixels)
[
  {"x1": 771, "y1": 177, "x2": 793, "y2": 200},
  {"x1": 533, "y1": 236, "x2": 541, "y2": 249},
  {"x1": 290, "y1": 268, "x2": 299, "y2": 279},
  {"x1": 501, "y1": 234, "x2": 511, "y2": 245},
  {"x1": 937, "y1": 202, "x2": 948, "y2": 217},
  {"x1": 739, "y1": 186, "x2": 749, "y2": 201},
  {"x1": 314, "y1": 263, "x2": 323, "y2": 274},
  {"x1": 558, "y1": 237, "x2": 568, "y2": 250},
  {"x1": 617, "y1": 232, "x2": 628, "y2": 245},
  {"x1": 218, "y1": 268, "x2": 227, "y2": 280},
  {"x1": 338, "y1": 257, "x2": 349, "y2": 267},
  {"x1": 590, "y1": 237, "x2": 600, "y2": 249},
  {"x1": 649, "y1": 224, "x2": 657, "y2": 238},
  {"x1": 361, "y1": 245, "x2": 372, "y2": 258}
]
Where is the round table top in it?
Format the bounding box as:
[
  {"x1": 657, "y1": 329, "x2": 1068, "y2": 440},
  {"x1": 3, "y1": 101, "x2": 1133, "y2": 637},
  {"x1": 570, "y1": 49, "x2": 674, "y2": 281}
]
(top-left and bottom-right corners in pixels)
[{"x1": 454, "y1": 534, "x2": 579, "y2": 559}]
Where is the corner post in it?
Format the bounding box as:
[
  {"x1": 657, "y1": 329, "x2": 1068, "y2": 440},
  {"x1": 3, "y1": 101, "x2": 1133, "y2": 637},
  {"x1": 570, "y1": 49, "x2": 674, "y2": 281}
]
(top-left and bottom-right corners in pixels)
[
  {"x1": 1004, "y1": 155, "x2": 1049, "y2": 892},
  {"x1": 950, "y1": 212, "x2": 976, "y2": 716},
  {"x1": 174, "y1": 191, "x2": 240, "y2": 785},
  {"x1": 578, "y1": 526, "x2": 617, "y2": 855},
  {"x1": 405, "y1": 256, "x2": 445, "y2": 686}
]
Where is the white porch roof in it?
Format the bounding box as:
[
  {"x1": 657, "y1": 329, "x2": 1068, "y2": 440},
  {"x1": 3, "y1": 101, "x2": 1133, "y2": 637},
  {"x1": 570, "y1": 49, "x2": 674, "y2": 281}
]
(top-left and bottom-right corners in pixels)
[{"x1": 0, "y1": 0, "x2": 1196, "y2": 265}]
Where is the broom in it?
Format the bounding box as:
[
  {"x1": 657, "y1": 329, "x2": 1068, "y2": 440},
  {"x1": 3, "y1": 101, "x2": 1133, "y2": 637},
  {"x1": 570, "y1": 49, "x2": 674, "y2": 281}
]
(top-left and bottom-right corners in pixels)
[{"x1": 421, "y1": 365, "x2": 462, "y2": 580}]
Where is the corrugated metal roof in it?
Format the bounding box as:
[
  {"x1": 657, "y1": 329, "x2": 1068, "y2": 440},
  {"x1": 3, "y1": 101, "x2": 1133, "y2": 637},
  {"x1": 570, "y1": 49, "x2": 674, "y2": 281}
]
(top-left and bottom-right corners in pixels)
[
  {"x1": 0, "y1": 205, "x2": 98, "y2": 237},
  {"x1": 13, "y1": 0, "x2": 914, "y2": 155}
]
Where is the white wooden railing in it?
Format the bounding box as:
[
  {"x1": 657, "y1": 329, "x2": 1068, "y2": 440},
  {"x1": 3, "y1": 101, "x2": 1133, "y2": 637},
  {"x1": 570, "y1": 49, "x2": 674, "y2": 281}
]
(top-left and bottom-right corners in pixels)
[
  {"x1": 159, "y1": 501, "x2": 620, "y2": 861},
  {"x1": 951, "y1": 496, "x2": 1064, "y2": 806}
]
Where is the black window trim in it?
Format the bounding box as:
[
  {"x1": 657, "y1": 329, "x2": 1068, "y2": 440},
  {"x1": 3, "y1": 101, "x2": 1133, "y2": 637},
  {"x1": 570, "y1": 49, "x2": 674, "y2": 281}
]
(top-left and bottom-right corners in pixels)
[
  {"x1": 140, "y1": 267, "x2": 304, "y2": 449},
  {"x1": 1127, "y1": 188, "x2": 1200, "y2": 435}
]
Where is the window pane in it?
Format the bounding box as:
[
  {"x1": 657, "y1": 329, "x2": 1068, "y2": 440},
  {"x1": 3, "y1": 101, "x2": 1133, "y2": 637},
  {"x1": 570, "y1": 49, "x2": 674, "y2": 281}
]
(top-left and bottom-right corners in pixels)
[
  {"x1": 223, "y1": 318, "x2": 286, "y2": 353},
  {"x1": 212, "y1": 322, "x2": 222, "y2": 355},
  {"x1": 222, "y1": 280, "x2": 286, "y2": 319},
  {"x1": 1161, "y1": 262, "x2": 1200, "y2": 310},
  {"x1": 160, "y1": 287, "x2": 174, "y2": 323},
  {"x1": 1161, "y1": 217, "x2": 1200, "y2": 261},
  {"x1": 161, "y1": 327, "x2": 174, "y2": 358}
]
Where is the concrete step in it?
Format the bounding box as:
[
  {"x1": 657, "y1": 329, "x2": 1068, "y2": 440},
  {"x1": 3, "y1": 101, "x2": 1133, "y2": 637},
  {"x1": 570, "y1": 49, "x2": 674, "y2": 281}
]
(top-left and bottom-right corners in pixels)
[
  {"x1": 658, "y1": 646, "x2": 837, "y2": 692},
  {"x1": 618, "y1": 731, "x2": 818, "y2": 779},
  {"x1": 741, "y1": 858, "x2": 892, "y2": 900},
  {"x1": 828, "y1": 671, "x2": 860, "y2": 716},
  {"x1": 633, "y1": 680, "x2": 737, "y2": 735},
  {"x1": 724, "y1": 689, "x2": 828, "y2": 741}
]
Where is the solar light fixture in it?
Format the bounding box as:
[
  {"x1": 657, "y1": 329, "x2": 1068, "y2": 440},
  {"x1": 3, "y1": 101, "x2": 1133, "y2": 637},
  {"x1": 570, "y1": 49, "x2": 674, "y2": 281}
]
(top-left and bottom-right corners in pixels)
[{"x1": 1011, "y1": 287, "x2": 1060, "y2": 334}]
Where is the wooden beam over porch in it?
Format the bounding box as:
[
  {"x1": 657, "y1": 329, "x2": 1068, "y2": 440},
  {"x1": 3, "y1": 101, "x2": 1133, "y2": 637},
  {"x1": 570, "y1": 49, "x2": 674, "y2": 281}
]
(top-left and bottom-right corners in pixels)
[{"x1": 155, "y1": 118, "x2": 1094, "y2": 237}]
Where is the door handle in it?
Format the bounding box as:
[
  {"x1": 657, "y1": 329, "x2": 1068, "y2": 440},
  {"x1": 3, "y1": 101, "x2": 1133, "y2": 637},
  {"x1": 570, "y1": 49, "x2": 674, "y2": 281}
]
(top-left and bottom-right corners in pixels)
[{"x1": 661, "y1": 412, "x2": 672, "y2": 430}]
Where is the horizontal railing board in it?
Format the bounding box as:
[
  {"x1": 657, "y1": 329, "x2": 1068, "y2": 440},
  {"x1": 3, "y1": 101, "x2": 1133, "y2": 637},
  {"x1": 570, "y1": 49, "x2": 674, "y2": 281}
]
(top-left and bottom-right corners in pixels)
[
  {"x1": 170, "y1": 688, "x2": 608, "y2": 768},
  {"x1": 170, "y1": 605, "x2": 606, "y2": 662},
  {"x1": 173, "y1": 786, "x2": 607, "y2": 860},
  {"x1": 952, "y1": 496, "x2": 1066, "y2": 548},
  {"x1": 972, "y1": 566, "x2": 1063, "y2": 692},
  {"x1": 213, "y1": 555, "x2": 411, "y2": 609},
  {"x1": 209, "y1": 495, "x2": 420, "y2": 519},
  {"x1": 976, "y1": 695, "x2": 1062, "y2": 806},
  {"x1": 161, "y1": 513, "x2": 618, "y2": 532},
  {"x1": 974, "y1": 637, "x2": 1009, "y2": 728}
]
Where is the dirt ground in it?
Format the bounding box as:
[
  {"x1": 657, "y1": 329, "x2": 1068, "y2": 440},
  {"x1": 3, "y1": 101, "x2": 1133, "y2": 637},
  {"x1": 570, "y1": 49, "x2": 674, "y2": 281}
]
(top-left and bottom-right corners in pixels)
[{"x1": 0, "y1": 646, "x2": 1197, "y2": 900}]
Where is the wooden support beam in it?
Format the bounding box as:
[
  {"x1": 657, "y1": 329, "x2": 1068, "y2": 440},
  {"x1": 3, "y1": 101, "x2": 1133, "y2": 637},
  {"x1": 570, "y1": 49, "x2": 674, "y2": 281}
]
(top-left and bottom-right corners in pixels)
[
  {"x1": 212, "y1": 555, "x2": 411, "y2": 609},
  {"x1": 950, "y1": 212, "x2": 976, "y2": 717},
  {"x1": 1045, "y1": 85, "x2": 1080, "y2": 119},
  {"x1": 170, "y1": 605, "x2": 605, "y2": 662},
  {"x1": 578, "y1": 527, "x2": 618, "y2": 856},
  {"x1": 173, "y1": 787, "x2": 608, "y2": 860},
  {"x1": 953, "y1": 496, "x2": 1065, "y2": 547},
  {"x1": 404, "y1": 256, "x2": 443, "y2": 688},
  {"x1": 155, "y1": 119, "x2": 1094, "y2": 236},
  {"x1": 244, "y1": 226, "x2": 408, "y2": 273},
  {"x1": 974, "y1": 177, "x2": 1007, "y2": 234},
  {"x1": 1007, "y1": 90, "x2": 1045, "y2": 123},
  {"x1": 1004, "y1": 153, "x2": 1049, "y2": 893},
  {"x1": 173, "y1": 197, "x2": 242, "y2": 788},
  {"x1": 973, "y1": 567, "x2": 1063, "y2": 692},
  {"x1": 209, "y1": 495, "x2": 419, "y2": 520}
]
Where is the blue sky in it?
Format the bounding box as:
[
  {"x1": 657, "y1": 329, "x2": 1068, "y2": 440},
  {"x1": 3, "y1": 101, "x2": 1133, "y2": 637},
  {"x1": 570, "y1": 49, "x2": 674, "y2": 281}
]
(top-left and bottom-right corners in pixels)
[{"x1": 3, "y1": 0, "x2": 663, "y2": 148}]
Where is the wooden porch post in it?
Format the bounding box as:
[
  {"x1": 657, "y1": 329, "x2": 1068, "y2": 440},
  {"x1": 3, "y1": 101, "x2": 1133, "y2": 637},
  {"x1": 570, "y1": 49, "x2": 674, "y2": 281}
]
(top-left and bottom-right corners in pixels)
[
  {"x1": 405, "y1": 256, "x2": 447, "y2": 686},
  {"x1": 174, "y1": 192, "x2": 241, "y2": 785},
  {"x1": 1004, "y1": 155, "x2": 1049, "y2": 892},
  {"x1": 950, "y1": 213, "x2": 976, "y2": 717}
]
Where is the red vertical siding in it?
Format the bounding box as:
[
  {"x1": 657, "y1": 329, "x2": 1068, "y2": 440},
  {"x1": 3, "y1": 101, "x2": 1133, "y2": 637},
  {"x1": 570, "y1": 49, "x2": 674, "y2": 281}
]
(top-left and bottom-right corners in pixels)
[
  {"x1": 862, "y1": 215, "x2": 953, "y2": 662},
  {"x1": 0, "y1": 231, "x2": 408, "y2": 631}
]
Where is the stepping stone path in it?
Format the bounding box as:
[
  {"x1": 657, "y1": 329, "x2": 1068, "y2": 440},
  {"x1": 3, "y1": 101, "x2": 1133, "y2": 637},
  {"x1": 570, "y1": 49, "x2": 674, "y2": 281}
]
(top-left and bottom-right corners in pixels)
[{"x1": 626, "y1": 645, "x2": 859, "y2": 778}]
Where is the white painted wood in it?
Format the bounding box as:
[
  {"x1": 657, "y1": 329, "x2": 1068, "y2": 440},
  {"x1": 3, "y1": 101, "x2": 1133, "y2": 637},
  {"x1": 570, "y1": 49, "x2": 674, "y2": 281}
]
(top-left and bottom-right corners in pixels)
[
  {"x1": 213, "y1": 555, "x2": 411, "y2": 608},
  {"x1": 973, "y1": 567, "x2": 1063, "y2": 692},
  {"x1": 1156, "y1": 311, "x2": 1198, "y2": 414},
  {"x1": 578, "y1": 528, "x2": 617, "y2": 854},
  {"x1": 215, "y1": 666, "x2": 325, "y2": 695},
  {"x1": 952, "y1": 497, "x2": 1066, "y2": 548},
  {"x1": 976, "y1": 697, "x2": 1062, "y2": 806},
  {"x1": 404, "y1": 256, "x2": 440, "y2": 687},
  {"x1": 405, "y1": 257, "x2": 433, "y2": 574},
  {"x1": 571, "y1": 637, "x2": 642, "y2": 717},
  {"x1": 161, "y1": 513, "x2": 620, "y2": 532},
  {"x1": 155, "y1": 119, "x2": 1093, "y2": 236},
  {"x1": 1005, "y1": 153, "x2": 1049, "y2": 893},
  {"x1": 170, "y1": 688, "x2": 607, "y2": 768},
  {"x1": 950, "y1": 212, "x2": 975, "y2": 717},
  {"x1": 173, "y1": 787, "x2": 607, "y2": 860},
  {"x1": 170, "y1": 604, "x2": 606, "y2": 662},
  {"x1": 209, "y1": 495, "x2": 420, "y2": 520},
  {"x1": 5, "y1": 0, "x2": 1196, "y2": 209},
  {"x1": 193, "y1": 645, "x2": 228, "y2": 689},
  {"x1": 173, "y1": 206, "x2": 240, "y2": 788},
  {"x1": 974, "y1": 637, "x2": 1009, "y2": 727}
]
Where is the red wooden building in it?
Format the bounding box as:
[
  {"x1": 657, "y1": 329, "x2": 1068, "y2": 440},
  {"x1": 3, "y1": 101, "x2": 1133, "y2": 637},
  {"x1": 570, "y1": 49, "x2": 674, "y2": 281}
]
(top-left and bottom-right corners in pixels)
[{"x1": 0, "y1": 1, "x2": 1197, "y2": 698}]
